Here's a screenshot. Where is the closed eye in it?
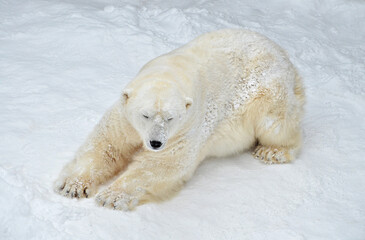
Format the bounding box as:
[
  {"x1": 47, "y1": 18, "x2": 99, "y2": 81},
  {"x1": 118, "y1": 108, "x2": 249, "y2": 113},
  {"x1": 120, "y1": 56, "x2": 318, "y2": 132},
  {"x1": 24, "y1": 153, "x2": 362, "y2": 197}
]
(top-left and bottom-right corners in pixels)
[
  {"x1": 167, "y1": 117, "x2": 173, "y2": 121},
  {"x1": 143, "y1": 114, "x2": 149, "y2": 119}
]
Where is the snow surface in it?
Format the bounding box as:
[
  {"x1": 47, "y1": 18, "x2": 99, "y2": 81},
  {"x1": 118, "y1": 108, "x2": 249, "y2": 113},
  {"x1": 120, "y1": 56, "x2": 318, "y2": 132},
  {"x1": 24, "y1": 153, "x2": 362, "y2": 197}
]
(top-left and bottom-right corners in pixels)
[{"x1": 1, "y1": 0, "x2": 364, "y2": 239}]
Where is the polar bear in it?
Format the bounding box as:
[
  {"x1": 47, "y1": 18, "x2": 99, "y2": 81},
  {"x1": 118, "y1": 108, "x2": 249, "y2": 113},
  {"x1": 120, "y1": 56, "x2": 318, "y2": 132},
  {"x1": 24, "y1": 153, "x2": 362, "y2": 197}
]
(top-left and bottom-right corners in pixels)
[{"x1": 54, "y1": 29, "x2": 305, "y2": 211}]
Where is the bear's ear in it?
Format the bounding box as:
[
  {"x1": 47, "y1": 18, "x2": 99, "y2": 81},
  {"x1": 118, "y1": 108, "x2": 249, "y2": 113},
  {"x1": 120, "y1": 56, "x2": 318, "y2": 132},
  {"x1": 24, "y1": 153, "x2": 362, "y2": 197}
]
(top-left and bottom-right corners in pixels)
[
  {"x1": 185, "y1": 97, "x2": 193, "y2": 109},
  {"x1": 122, "y1": 88, "x2": 132, "y2": 104}
]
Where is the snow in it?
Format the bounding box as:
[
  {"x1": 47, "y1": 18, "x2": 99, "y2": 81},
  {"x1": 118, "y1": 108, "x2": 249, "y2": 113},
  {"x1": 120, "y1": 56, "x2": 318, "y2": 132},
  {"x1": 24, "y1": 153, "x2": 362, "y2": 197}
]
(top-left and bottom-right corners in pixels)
[{"x1": 0, "y1": 0, "x2": 364, "y2": 239}]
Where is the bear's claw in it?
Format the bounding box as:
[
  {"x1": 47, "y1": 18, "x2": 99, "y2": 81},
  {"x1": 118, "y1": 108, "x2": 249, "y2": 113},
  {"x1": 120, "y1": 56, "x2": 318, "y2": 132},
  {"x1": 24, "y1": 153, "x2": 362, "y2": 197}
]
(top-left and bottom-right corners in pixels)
[
  {"x1": 95, "y1": 189, "x2": 140, "y2": 211},
  {"x1": 253, "y1": 145, "x2": 293, "y2": 164},
  {"x1": 54, "y1": 177, "x2": 93, "y2": 199}
]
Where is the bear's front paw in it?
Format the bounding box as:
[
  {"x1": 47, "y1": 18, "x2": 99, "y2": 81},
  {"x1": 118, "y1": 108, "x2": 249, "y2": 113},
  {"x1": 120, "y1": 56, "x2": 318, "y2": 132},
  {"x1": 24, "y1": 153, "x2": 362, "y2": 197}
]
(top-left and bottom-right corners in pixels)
[
  {"x1": 54, "y1": 176, "x2": 95, "y2": 198},
  {"x1": 95, "y1": 188, "x2": 144, "y2": 211},
  {"x1": 253, "y1": 145, "x2": 293, "y2": 164}
]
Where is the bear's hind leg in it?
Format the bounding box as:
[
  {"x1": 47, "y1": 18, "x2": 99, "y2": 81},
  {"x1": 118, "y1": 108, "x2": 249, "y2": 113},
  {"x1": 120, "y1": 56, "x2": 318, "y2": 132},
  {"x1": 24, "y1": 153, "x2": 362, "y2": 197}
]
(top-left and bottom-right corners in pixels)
[{"x1": 253, "y1": 115, "x2": 302, "y2": 164}]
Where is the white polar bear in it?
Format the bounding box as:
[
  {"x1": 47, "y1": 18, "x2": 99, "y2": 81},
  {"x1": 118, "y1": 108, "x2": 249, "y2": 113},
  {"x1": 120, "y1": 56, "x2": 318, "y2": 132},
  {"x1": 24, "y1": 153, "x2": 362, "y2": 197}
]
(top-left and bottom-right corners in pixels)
[{"x1": 54, "y1": 29, "x2": 305, "y2": 211}]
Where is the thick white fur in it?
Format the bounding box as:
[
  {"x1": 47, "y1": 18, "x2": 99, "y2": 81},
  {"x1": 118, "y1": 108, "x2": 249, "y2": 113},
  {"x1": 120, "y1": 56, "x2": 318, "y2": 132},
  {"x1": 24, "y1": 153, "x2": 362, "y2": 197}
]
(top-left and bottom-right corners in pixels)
[{"x1": 54, "y1": 29, "x2": 305, "y2": 210}]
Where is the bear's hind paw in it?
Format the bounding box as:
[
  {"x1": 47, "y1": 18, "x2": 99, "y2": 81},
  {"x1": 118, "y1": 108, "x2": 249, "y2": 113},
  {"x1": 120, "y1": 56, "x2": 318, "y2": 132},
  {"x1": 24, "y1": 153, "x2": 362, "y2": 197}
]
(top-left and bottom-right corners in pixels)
[{"x1": 253, "y1": 145, "x2": 294, "y2": 164}]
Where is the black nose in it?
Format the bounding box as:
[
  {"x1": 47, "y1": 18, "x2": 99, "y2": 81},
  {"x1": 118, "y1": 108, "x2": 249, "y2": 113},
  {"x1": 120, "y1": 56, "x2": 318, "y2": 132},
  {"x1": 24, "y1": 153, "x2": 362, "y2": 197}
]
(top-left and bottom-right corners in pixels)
[{"x1": 150, "y1": 140, "x2": 162, "y2": 149}]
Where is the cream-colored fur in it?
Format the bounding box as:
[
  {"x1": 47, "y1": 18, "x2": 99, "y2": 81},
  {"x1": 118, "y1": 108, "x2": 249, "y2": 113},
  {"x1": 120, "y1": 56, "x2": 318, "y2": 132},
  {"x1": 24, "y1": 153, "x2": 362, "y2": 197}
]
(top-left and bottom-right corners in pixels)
[{"x1": 54, "y1": 29, "x2": 305, "y2": 210}]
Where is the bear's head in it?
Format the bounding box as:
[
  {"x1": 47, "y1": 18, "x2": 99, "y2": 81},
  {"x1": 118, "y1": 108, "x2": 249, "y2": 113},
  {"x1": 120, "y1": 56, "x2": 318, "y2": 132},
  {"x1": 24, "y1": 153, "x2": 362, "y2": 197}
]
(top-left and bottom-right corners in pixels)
[{"x1": 122, "y1": 81, "x2": 193, "y2": 151}]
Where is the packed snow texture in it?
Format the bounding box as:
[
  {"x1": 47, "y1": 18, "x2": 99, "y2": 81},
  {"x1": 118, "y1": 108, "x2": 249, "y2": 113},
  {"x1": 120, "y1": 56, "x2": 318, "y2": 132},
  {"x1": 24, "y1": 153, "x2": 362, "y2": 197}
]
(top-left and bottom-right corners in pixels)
[{"x1": 0, "y1": 0, "x2": 364, "y2": 239}]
